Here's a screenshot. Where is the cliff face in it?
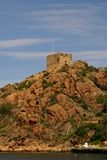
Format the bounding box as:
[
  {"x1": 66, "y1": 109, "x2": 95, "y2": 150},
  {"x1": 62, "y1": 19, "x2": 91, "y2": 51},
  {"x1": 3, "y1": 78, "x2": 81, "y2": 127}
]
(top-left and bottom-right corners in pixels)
[{"x1": 0, "y1": 60, "x2": 107, "y2": 151}]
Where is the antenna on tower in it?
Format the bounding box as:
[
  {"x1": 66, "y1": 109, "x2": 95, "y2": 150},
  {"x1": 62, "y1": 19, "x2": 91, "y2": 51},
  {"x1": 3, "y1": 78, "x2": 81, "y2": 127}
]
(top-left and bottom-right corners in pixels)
[{"x1": 52, "y1": 41, "x2": 54, "y2": 52}]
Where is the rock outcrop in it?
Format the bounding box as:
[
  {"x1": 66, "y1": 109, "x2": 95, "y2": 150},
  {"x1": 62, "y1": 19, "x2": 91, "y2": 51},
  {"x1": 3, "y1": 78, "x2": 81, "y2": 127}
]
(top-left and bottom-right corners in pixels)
[{"x1": 0, "y1": 60, "x2": 107, "y2": 151}]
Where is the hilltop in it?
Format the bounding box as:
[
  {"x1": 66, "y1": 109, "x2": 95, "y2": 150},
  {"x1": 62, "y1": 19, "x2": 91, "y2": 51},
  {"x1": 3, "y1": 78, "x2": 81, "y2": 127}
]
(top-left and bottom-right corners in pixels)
[{"x1": 0, "y1": 53, "x2": 107, "y2": 151}]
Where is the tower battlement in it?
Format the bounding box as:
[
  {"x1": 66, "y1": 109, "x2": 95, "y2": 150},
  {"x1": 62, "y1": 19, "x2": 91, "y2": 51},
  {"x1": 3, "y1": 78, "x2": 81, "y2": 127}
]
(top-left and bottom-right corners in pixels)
[{"x1": 47, "y1": 52, "x2": 72, "y2": 67}]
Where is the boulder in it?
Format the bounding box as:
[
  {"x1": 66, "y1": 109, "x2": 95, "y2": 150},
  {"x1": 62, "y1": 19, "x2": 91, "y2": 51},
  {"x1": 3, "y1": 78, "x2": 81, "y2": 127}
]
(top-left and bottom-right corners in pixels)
[
  {"x1": 103, "y1": 141, "x2": 107, "y2": 146},
  {"x1": 5, "y1": 92, "x2": 17, "y2": 104},
  {"x1": 47, "y1": 103, "x2": 68, "y2": 123}
]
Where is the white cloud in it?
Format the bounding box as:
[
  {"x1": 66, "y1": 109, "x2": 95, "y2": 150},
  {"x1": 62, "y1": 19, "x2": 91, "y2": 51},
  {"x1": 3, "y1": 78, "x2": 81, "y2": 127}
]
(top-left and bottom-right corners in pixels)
[
  {"x1": 26, "y1": 3, "x2": 107, "y2": 39},
  {"x1": 0, "y1": 50, "x2": 107, "y2": 62},
  {"x1": 0, "y1": 2, "x2": 107, "y2": 46},
  {"x1": 74, "y1": 50, "x2": 107, "y2": 67},
  {"x1": 74, "y1": 50, "x2": 107, "y2": 60},
  {"x1": 0, "y1": 38, "x2": 58, "y2": 49},
  {"x1": 0, "y1": 51, "x2": 49, "y2": 59}
]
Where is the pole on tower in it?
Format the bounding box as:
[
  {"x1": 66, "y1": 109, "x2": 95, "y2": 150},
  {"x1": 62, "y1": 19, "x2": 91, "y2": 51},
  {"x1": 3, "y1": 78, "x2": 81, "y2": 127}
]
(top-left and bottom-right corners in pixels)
[{"x1": 52, "y1": 41, "x2": 54, "y2": 52}]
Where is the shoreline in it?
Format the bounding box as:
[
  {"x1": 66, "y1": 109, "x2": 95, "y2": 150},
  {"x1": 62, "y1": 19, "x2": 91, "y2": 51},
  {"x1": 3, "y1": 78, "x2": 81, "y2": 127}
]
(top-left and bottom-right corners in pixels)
[
  {"x1": 0, "y1": 145, "x2": 107, "y2": 153},
  {"x1": 72, "y1": 146, "x2": 107, "y2": 154}
]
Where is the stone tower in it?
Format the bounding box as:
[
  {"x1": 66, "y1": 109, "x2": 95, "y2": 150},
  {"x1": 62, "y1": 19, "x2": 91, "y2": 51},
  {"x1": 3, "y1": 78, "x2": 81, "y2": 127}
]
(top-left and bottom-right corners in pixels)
[{"x1": 47, "y1": 52, "x2": 72, "y2": 68}]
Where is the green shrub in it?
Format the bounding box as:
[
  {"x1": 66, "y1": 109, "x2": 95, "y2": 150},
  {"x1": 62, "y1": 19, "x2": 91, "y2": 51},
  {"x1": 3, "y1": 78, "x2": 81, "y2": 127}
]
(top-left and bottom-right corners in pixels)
[
  {"x1": 77, "y1": 65, "x2": 98, "y2": 77},
  {"x1": 0, "y1": 130, "x2": 10, "y2": 137},
  {"x1": 96, "y1": 94, "x2": 107, "y2": 112},
  {"x1": 71, "y1": 95, "x2": 90, "y2": 110},
  {"x1": 42, "y1": 79, "x2": 53, "y2": 89},
  {"x1": 0, "y1": 87, "x2": 6, "y2": 92},
  {"x1": 1, "y1": 92, "x2": 10, "y2": 98},
  {"x1": 91, "y1": 124, "x2": 105, "y2": 142},
  {"x1": 30, "y1": 74, "x2": 34, "y2": 78},
  {"x1": 18, "y1": 80, "x2": 35, "y2": 90},
  {"x1": 87, "y1": 65, "x2": 98, "y2": 72},
  {"x1": 50, "y1": 95, "x2": 57, "y2": 105},
  {"x1": 0, "y1": 103, "x2": 13, "y2": 115},
  {"x1": 68, "y1": 117, "x2": 78, "y2": 130},
  {"x1": 75, "y1": 126, "x2": 87, "y2": 137},
  {"x1": 102, "y1": 113, "x2": 107, "y2": 122},
  {"x1": 75, "y1": 123, "x2": 105, "y2": 143},
  {"x1": 74, "y1": 123, "x2": 95, "y2": 137},
  {"x1": 59, "y1": 131, "x2": 72, "y2": 143},
  {"x1": 43, "y1": 71, "x2": 50, "y2": 77},
  {"x1": 58, "y1": 65, "x2": 68, "y2": 72}
]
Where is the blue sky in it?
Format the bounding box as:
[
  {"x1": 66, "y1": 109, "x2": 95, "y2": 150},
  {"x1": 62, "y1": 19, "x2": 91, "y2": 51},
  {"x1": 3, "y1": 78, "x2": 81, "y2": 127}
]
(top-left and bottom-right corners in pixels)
[{"x1": 0, "y1": 0, "x2": 107, "y2": 87}]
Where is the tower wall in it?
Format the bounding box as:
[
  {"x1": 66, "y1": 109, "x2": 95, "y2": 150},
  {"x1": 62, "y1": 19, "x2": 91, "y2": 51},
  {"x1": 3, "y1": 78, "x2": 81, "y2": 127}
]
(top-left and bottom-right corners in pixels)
[{"x1": 47, "y1": 52, "x2": 72, "y2": 67}]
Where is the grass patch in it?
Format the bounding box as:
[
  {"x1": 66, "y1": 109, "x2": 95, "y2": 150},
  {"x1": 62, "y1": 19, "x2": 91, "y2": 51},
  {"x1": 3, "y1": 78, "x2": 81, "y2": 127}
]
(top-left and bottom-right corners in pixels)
[
  {"x1": 96, "y1": 94, "x2": 107, "y2": 112},
  {"x1": 68, "y1": 116, "x2": 78, "y2": 130},
  {"x1": 42, "y1": 79, "x2": 53, "y2": 89},
  {"x1": 75, "y1": 123, "x2": 105, "y2": 143},
  {"x1": 1, "y1": 92, "x2": 10, "y2": 98},
  {"x1": 58, "y1": 65, "x2": 69, "y2": 72},
  {"x1": 71, "y1": 95, "x2": 90, "y2": 110},
  {"x1": 17, "y1": 80, "x2": 36, "y2": 90},
  {"x1": 0, "y1": 130, "x2": 10, "y2": 137},
  {"x1": 43, "y1": 71, "x2": 50, "y2": 77},
  {"x1": 0, "y1": 103, "x2": 16, "y2": 117},
  {"x1": 50, "y1": 95, "x2": 57, "y2": 105},
  {"x1": 77, "y1": 65, "x2": 98, "y2": 77}
]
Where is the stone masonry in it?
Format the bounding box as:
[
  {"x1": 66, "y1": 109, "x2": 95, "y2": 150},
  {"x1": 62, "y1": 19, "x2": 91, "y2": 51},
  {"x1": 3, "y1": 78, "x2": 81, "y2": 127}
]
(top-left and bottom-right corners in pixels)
[{"x1": 47, "y1": 52, "x2": 72, "y2": 68}]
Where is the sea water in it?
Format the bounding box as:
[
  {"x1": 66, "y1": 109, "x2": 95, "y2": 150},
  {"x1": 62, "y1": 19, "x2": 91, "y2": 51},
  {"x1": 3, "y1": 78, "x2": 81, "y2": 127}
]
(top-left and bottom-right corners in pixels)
[{"x1": 0, "y1": 152, "x2": 107, "y2": 160}]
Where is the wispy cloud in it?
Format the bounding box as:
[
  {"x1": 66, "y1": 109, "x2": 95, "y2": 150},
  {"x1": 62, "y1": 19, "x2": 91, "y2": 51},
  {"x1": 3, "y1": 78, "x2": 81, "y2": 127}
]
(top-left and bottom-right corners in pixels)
[
  {"x1": 73, "y1": 50, "x2": 107, "y2": 67},
  {"x1": 74, "y1": 50, "x2": 107, "y2": 60},
  {"x1": 0, "y1": 2, "x2": 107, "y2": 45},
  {"x1": 0, "y1": 51, "x2": 49, "y2": 59},
  {"x1": 0, "y1": 38, "x2": 58, "y2": 49},
  {"x1": 26, "y1": 3, "x2": 107, "y2": 39},
  {"x1": 0, "y1": 50, "x2": 107, "y2": 62}
]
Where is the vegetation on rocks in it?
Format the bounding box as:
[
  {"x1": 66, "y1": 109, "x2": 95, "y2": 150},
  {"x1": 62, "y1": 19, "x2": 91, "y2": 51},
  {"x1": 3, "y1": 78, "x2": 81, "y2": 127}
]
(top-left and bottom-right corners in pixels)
[
  {"x1": 17, "y1": 80, "x2": 36, "y2": 90},
  {"x1": 42, "y1": 79, "x2": 54, "y2": 89},
  {"x1": 0, "y1": 59, "x2": 106, "y2": 151},
  {"x1": 0, "y1": 103, "x2": 13, "y2": 115},
  {"x1": 96, "y1": 94, "x2": 107, "y2": 111}
]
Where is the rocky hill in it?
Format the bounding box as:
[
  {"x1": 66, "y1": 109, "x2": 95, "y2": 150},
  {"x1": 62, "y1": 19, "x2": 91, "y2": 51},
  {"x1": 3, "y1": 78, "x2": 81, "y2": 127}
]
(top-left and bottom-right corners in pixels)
[{"x1": 0, "y1": 59, "x2": 107, "y2": 151}]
